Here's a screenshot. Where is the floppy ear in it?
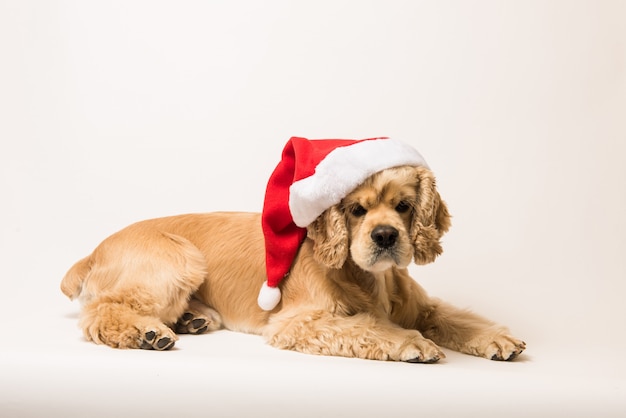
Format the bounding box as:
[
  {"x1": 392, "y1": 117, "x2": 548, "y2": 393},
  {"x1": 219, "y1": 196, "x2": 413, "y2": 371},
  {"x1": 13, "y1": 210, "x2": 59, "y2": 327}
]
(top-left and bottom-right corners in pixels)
[
  {"x1": 411, "y1": 166, "x2": 451, "y2": 265},
  {"x1": 306, "y1": 205, "x2": 349, "y2": 269}
]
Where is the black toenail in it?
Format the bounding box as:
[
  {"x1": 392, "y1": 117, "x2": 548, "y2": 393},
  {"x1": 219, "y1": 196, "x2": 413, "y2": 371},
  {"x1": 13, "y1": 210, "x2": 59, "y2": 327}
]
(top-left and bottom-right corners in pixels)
[
  {"x1": 182, "y1": 313, "x2": 193, "y2": 321},
  {"x1": 145, "y1": 331, "x2": 156, "y2": 342},
  {"x1": 156, "y1": 337, "x2": 171, "y2": 349},
  {"x1": 196, "y1": 326, "x2": 208, "y2": 334},
  {"x1": 191, "y1": 318, "x2": 206, "y2": 328}
]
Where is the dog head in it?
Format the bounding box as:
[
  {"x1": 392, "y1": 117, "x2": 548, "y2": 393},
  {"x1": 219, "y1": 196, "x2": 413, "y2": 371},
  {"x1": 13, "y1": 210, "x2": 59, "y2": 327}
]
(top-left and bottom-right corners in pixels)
[{"x1": 306, "y1": 165, "x2": 451, "y2": 271}]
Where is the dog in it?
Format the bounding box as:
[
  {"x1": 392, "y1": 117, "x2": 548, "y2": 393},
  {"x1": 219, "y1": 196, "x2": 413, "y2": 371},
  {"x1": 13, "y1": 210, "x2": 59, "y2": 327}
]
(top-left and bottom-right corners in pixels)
[{"x1": 61, "y1": 165, "x2": 525, "y2": 362}]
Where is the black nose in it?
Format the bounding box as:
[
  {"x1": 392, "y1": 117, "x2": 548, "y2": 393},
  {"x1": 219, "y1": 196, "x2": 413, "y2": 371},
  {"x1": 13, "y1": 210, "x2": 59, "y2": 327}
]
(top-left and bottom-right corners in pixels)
[{"x1": 371, "y1": 225, "x2": 399, "y2": 249}]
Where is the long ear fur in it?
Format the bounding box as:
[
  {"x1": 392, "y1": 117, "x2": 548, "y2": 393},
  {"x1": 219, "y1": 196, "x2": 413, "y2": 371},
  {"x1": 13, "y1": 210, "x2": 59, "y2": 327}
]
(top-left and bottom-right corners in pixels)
[
  {"x1": 306, "y1": 205, "x2": 349, "y2": 269},
  {"x1": 411, "y1": 166, "x2": 451, "y2": 265}
]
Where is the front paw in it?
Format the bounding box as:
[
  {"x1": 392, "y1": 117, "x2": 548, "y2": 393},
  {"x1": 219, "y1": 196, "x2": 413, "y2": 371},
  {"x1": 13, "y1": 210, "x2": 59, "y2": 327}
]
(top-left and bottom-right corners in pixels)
[
  {"x1": 483, "y1": 335, "x2": 526, "y2": 361},
  {"x1": 395, "y1": 335, "x2": 446, "y2": 363}
]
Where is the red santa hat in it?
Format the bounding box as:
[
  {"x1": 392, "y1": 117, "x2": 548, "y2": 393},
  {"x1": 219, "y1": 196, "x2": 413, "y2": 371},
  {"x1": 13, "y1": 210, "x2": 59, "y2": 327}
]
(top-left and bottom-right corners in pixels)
[{"x1": 258, "y1": 136, "x2": 429, "y2": 311}]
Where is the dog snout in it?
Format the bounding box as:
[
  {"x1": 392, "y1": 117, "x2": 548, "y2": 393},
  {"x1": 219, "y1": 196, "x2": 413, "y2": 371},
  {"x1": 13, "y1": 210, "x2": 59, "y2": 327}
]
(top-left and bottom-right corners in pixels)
[{"x1": 371, "y1": 225, "x2": 399, "y2": 249}]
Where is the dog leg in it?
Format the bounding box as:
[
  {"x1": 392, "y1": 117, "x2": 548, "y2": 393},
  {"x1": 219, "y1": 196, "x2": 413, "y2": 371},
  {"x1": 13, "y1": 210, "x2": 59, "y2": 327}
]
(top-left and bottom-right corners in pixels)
[
  {"x1": 265, "y1": 310, "x2": 445, "y2": 363},
  {"x1": 175, "y1": 298, "x2": 223, "y2": 334},
  {"x1": 74, "y1": 230, "x2": 209, "y2": 350},
  {"x1": 418, "y1": 299, "x2": 526, "y2": 361}
]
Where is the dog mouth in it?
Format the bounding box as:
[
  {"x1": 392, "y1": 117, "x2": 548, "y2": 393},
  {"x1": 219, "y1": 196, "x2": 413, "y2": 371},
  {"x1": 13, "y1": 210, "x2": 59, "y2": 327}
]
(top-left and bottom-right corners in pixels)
[{"x1": 365, "y1": 248, "x2": 403, "y2": 271}]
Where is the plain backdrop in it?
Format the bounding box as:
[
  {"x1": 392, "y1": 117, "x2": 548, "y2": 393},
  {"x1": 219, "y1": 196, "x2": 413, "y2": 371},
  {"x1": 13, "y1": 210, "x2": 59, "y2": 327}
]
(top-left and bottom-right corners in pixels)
[{"x1": 1, "y1": 1, "x2": 625, "y2": 417}]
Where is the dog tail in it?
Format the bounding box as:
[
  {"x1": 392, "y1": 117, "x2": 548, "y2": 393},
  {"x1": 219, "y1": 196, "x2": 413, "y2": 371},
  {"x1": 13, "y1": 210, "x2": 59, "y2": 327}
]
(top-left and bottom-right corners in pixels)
[{"x1": 60, "y1": 255, "x2": 92, "y2": 300}]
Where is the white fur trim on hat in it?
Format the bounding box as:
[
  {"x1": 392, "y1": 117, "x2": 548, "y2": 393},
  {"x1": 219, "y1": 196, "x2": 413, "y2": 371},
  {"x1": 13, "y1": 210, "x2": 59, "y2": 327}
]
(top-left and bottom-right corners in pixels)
[
  {"x1": 257, "y1": 281, "x2": 282, "y2": 311},
  {"x1": 288, "y1": 138, "x2": 428, "y2": 227}
]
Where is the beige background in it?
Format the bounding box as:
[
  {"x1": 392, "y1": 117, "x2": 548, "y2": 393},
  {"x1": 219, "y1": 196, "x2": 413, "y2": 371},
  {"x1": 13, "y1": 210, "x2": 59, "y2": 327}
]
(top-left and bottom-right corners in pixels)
[{"x1": 1, "y1": 1, "x2": 625, "y2": 416}]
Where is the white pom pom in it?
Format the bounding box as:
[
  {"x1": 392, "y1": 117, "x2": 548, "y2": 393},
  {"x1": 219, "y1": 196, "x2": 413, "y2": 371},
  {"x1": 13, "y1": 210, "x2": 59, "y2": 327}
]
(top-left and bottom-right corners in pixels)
[{"x1": 257, "y1": 281, "x2": 281, "y2": 311}]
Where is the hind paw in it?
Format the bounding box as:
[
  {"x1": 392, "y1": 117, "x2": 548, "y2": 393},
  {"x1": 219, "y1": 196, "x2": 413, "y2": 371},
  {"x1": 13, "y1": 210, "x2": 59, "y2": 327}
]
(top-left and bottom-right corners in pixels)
[
  {"x1": 174, "y1": 306, "x2": 222, "y2": 335},
  {"x1": 139, "y1": 327, "x2": 177, "y2": 351}
]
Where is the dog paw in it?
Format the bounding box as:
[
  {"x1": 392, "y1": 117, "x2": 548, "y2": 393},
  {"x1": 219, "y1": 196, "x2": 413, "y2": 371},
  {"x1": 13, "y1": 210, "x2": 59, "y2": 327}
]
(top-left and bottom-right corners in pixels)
[
  {"x1": 139, "y1": 327, "x2": 177, "y2": 351},
  {"x1": 396, "y1": 336, "x2": 445, "y2": 364},
  {"x1": 174, "y1": 308, "x2": 222, "y2": 335},
  {"x1": 484, "y1": 335, "x2": 526, "y2": 361}
]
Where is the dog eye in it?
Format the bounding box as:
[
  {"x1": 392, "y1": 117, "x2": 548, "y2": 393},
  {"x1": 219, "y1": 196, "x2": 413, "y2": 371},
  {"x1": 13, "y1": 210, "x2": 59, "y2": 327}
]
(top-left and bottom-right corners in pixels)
[
  {"x1": 395, "y1": 201, "x2": 411, "y2": 213},
  {"x1": 351, "y1": 205, "x2": 367, "y2": 217}
]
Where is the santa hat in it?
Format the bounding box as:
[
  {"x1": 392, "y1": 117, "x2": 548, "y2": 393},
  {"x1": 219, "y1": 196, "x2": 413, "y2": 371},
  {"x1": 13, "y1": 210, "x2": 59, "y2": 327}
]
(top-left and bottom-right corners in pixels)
[{"x1": 258, "y1": 136, "x2": 429, "y2": 311}]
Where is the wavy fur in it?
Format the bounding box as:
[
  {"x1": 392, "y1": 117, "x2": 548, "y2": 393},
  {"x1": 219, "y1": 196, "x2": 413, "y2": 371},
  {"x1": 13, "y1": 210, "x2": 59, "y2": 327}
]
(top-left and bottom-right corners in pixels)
[{"x1": 61, "y1": 166, "x2": 525, "y2": 361}]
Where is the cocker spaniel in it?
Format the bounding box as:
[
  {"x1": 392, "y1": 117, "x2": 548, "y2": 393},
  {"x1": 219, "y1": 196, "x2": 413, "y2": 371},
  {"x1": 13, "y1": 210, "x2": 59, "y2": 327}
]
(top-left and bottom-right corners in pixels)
[{"x1": 61, "y1": 165, "x2": 525, "y2": 362}]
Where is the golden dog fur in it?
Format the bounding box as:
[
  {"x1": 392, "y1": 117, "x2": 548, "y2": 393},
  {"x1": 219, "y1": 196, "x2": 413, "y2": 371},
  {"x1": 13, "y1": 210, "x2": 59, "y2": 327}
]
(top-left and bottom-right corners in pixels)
[{"x1": 61, "y1": 165, "x2": 525, "y2": 362}]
